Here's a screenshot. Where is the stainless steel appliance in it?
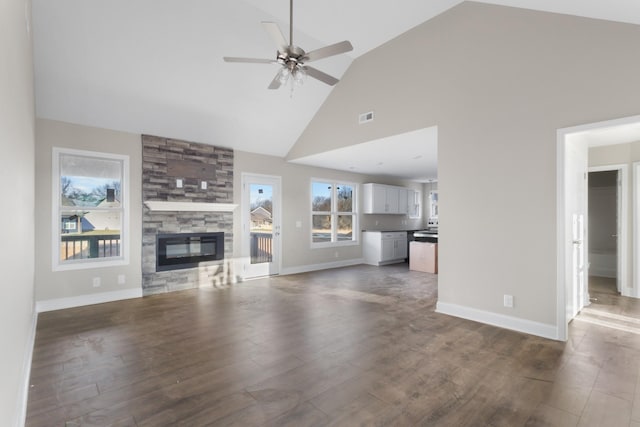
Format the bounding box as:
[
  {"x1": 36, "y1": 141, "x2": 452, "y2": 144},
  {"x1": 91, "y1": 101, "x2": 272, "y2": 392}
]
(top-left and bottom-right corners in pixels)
[{"x1": 413, "y1": 229, "x2": 438, "y2": 242}]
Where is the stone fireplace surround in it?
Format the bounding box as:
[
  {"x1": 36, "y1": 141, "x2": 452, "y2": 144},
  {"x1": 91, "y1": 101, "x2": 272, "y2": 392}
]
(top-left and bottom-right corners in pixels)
[{"x1": 142, "y1": 135, "x2": 235, "y2": 295}]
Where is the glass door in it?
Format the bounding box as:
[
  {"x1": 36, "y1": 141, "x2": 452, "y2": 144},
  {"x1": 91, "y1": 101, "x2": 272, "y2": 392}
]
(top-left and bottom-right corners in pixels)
[{"x1": 241, "y1": 174, "x2": 281, "y2": 279}]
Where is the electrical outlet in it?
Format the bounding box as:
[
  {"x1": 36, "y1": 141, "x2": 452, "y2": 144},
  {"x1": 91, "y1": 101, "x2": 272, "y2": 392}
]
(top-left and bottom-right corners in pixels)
[
  {"x1": 504, "y1": 294, "x2": 514, "y2": 308},
  {"x1": 118, "y1": 274, "x2": 126, "y2": 285},
  {"x1": 201, "y1": 181, "x2": 207, "y2": 190},
  {"x1": 334, "y1": 251, "x2": 339, "y2": 258},
  {"x1": 92, "y1": 277, "x2": 101, "y2": 288},
  {"x1": 176, "y1": 179, "x2": 183, "y2": 188}
]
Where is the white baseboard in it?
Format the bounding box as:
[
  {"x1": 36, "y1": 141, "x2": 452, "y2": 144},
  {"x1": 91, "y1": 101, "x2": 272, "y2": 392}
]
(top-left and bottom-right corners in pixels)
[
  {"x1": 280, "y1": 258, "x2": 365, "y2": 276},
  {"x1": 16, "y1": 308, "x2": 37, "y2": 427},
  {"x1": 36, "y1": 288, "x2": 143, "y2": 313},
  {"x1": 436, "y1": 301, "x2": 558, "y2": 340},
  {"x1": 622, "y1": 286, "x2": 640, "y2": 299}
]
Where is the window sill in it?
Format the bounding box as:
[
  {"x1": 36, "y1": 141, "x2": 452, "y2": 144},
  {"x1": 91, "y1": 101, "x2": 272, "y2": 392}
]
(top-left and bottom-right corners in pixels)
[
  {"x1": 53, "y1": 257, "x2": 129, "y2": 272},
  {"x1": 311, "y1": 240, "x2": 359, "y2": 250}
]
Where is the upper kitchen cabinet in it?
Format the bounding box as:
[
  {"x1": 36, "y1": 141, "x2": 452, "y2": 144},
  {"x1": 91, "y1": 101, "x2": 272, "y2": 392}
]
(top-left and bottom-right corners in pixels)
[{"x1": 363, "y1": 183, "x2": 409, "y2": 214}]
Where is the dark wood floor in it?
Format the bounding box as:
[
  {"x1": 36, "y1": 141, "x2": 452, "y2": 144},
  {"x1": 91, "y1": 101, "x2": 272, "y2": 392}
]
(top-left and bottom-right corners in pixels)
[{"x1": 26, "y1": 267, "x2": 640, "y2": 426}]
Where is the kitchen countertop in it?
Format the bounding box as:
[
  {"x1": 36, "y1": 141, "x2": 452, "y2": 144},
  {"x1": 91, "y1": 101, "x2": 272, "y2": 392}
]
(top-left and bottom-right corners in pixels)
[{"x1": 361, "y1": 229, "x2": 421, "y2": 233}]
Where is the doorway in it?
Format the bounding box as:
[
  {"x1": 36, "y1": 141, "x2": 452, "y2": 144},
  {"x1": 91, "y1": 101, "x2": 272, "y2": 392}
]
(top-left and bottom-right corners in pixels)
[
  {"x1": 588, "y1": 167, "x2": 626, "y2": 296},
  {"x1": 241, "y1": 173, "x2": 281, "y2": 279},
  {"x1": 557, "y1": 115, "x2": 640, "y2": 341}
]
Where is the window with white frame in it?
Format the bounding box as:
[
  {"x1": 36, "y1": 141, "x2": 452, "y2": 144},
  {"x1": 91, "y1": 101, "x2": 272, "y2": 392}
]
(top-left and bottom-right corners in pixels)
[
  {"x1": 311, "y1": 180, "x2": 357, "y2": 246},
  {"x1": 408, "y1": 189, "x2": 422, "y2": 219},
  {"x1": 53, "y1": 148, "x2": 129, "y2": 270}
]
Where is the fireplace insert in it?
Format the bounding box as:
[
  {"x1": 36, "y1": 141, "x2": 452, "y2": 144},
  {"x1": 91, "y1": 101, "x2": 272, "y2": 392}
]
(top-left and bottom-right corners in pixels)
[{"x1": 156, "y1": 232, "x2": 224, "y2": 272}]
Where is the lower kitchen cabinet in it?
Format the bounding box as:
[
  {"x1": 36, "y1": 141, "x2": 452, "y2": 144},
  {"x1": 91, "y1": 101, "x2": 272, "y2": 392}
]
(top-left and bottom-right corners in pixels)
[
  {"x1": 409, "y1": 241, "x2": 438, "y2": 273},
  {"x1": 363, "y1": 231, "x2": 408, "y2": 266}
]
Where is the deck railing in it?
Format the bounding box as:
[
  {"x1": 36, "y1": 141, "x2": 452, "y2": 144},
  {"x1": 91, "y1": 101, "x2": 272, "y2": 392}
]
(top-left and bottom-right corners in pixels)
[
  {"x1": 250, "y1": 232, "x2": 272, "y2": 264},
  {"x1": 61, "y1": 234, "x2": 121, "y2": 260}
]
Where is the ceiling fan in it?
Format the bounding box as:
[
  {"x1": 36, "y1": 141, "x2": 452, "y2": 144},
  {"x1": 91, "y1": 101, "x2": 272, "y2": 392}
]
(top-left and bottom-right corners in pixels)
[{"x1": 223, "y1": 0, "x2": 353, "y2": 90}]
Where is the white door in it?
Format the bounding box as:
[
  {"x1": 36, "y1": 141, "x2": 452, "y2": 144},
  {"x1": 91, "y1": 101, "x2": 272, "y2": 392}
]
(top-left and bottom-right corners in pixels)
[
  {"x1": 571, "y1": 214, "x2": 586, "y2": 315},
  {"x1": 615, "y1": 170, "x2": 622, "y2": 293},
  {"x1": 241, "y1": 174, "x2": 281, "y2": 279},
  {"x1": 565, "y1": 139, "x2": 589, "y2": 321}
]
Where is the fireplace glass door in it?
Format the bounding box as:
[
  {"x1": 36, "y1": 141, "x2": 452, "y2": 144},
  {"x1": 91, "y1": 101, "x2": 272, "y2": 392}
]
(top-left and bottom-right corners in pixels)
[{"x1": 156, "y1": 232, "x2": 223, "y2": 272}]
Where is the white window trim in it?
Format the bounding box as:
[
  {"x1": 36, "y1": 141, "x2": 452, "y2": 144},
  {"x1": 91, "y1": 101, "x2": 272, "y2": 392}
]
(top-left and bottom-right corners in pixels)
[
  {"x1": 408, "y1": 189, "x2": 422, "y2": 219},
  {"x1": 310, "y1": 179, "x2": 358, "y2": 249},
  {"x1": 52, "y1": 147, "x2": 130, "y2": 271}
]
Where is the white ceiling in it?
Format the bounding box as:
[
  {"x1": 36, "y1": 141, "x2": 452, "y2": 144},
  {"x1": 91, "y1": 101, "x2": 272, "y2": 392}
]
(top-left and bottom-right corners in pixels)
[
  {"x1": 291, "y1": 127, "x2": 438, "y2": 182},
  {"x1": 570, "y1": 120, "x2": 640, "y2": 147},
  {"x1": 31, "y1": 0, "x2": 640, "y2": 181}
]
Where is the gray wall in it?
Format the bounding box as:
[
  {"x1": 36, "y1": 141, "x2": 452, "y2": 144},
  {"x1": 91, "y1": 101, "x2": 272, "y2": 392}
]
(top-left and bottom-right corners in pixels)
[
  {"x1": 35, "y1": 119, "x2": 142, "y2": 302},
  {"x1": 288, "y1": 2, "x2": 640, "y2": 331},
  {"x1": 0, "y1": 0, "x2": 35, "y2": 424}
]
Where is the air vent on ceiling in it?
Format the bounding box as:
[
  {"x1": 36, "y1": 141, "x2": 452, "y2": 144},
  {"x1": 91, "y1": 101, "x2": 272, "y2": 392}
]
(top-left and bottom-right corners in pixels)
[{"x1": 359, "y1": 111, "x2": 374, "y2": 124}]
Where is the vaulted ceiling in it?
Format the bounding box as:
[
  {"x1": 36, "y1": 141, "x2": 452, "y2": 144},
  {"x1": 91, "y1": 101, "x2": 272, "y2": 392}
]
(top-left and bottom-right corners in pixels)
[{"x1": 32, "y1": 0, "x2": 640, "y2": 179}]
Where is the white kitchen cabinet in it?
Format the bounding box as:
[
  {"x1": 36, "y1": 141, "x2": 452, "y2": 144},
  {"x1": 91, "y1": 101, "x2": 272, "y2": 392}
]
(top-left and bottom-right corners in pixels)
[
  {"x1": 398, "y1": 188, "x2": 408, "y2": 215},
  {"x1": 363, "y1": 231, "x2": 408, "y2": 265},
  {"x1": 363, "y1": 183, "x2": 409, "y2": 214},
  {"x1": 369, "y1": 184, "x2": 387, "y2": 213}
]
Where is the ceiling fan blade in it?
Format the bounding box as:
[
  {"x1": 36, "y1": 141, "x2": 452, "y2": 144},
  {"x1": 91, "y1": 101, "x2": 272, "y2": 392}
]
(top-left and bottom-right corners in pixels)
[
  {"x1": 303, "y1": 40, "x2": 353, "y2": 62},
  {"x1": 223, "y1": 57, "x2": 276, "y2": 64},
  {"x1": 304, "y1": 66, "x2": 339, "y2": 86},
  {"x1": 268, "y1": 71, "x2": 283, "y2": 90},
  {"x1": 262, "y1": 22, "x2": 288, "y2": 51}
]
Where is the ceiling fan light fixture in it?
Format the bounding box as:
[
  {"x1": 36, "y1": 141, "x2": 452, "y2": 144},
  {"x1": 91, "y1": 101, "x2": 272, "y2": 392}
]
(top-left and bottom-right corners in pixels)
[
  {"x1": 277, "y1": 67, "x2": 291, "y2": 85},
  {"x1": 293, "y1": 66, "x2": 306, "y2": 86},
  {"x1": 223, "y1": 0, "x2": 353, "y2": 90}
]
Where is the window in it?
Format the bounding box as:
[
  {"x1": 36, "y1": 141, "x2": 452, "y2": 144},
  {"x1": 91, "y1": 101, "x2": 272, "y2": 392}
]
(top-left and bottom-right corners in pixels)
[
  {"x1": 311, "y1": 180, "x2": 357, "y2": 247},
  {"x1": 53, "y1": 148, "x2": 129, "y2": 270},
  {"x1": 408, "y1": 189, "x2": 422, "y2": 219}
]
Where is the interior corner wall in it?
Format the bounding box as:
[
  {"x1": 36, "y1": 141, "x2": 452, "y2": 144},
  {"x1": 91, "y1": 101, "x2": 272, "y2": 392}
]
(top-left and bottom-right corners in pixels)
[
  {"x1": 0, "y1": 0, "x2": 36, "y2": 424},
  {"x1": 289, "y1": 2, "x2": 640, "y2": 335},
  {"x1": 34, "y1": 119, "x2": 142, "y2": 305}
]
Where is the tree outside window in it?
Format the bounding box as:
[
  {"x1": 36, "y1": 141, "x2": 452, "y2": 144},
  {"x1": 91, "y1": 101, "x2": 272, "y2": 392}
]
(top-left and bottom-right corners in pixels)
[
  {"x1": 311, "y1": 181, "x2": 356, "y2": 246},
  {"x1": 53, "y1": 148, "x2": 129, "y2": 270}
]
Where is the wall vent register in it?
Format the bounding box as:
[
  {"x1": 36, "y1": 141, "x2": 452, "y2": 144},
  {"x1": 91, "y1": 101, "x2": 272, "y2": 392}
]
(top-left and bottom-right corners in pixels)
[{"x1": 359, "y1": 111, "x2": 374, "y2": 124}]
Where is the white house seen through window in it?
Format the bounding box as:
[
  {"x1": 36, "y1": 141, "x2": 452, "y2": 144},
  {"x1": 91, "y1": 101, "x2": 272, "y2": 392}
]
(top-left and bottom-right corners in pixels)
[
  {"x1": 311, "y1": 181, "x2": 357, "y2": 246},
  {"x1": 53, "y1": 148, "x2": 129, "y2": 270}
]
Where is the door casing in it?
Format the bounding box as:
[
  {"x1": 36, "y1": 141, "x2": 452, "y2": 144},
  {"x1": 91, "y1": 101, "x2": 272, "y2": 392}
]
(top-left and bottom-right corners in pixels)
[
  {"x1": 241, "y1": 173, "x2": 282, "y2": 280},
  {"x1": 557, "y1": 114, "x2": 640, "y2": 340}
]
